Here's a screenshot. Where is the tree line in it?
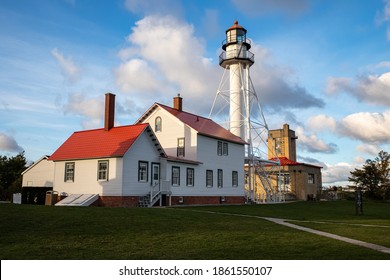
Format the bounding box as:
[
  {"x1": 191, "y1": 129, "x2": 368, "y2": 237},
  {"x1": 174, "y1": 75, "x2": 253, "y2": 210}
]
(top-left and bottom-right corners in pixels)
[
  {"x1": 0, "y1": 152, "x2": 27, "y2": 201},
  {"x1": 349, "y1": 150, "x2": 390, "y2": 200}
]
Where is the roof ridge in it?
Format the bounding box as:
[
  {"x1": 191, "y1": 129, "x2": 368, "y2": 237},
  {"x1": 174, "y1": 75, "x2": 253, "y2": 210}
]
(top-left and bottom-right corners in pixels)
[
  {"x1": 72, "y1": 123, "x2": 148, "y2": 134},
  {"x1": 156, "y1": 103, "x2": 211, "y2": 120},
  {"x1": 48, "y1": 123, "x2": 151, "y2": 161}
]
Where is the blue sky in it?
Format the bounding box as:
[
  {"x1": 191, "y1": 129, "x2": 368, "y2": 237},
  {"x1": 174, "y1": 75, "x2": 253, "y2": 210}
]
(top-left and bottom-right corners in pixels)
[{"x1": 1, "y1": 0, "x2": 389, "y2": 186}]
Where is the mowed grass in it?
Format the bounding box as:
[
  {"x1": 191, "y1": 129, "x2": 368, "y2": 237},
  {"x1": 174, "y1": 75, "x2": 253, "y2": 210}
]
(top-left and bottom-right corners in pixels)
[
  {"x1": 191, "y1": 200, "x2": 390, "y2": 249},
  {"x1": 0, "y1": 200, "x2": 389, "y2": 260}
]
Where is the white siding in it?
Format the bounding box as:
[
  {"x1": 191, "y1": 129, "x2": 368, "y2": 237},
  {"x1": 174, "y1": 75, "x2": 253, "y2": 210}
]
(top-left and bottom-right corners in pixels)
[
  {"x1": 140, "y1": 107, "x2": 198, "y2": 161},
  {"x1": 122, "y1": 129, "x2": 162, "y2": 196},
  {"x1": 196, "y1": 135, "x2": 245, "y2": 196},
  {"x1": 22, "y1": 157, "x2": 54, "y2": 188},
  {"x1": 53, "y1": 157, "x2": 123, "y2": 196},
  {"x1": 164, "y1": 135, "x2": 245, "y2": 197}
]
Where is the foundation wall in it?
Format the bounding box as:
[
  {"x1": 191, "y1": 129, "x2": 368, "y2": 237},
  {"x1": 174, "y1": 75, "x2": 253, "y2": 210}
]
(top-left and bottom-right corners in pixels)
[{"x1": 97, "y1": 195, "x2": 245, "y2": 207}]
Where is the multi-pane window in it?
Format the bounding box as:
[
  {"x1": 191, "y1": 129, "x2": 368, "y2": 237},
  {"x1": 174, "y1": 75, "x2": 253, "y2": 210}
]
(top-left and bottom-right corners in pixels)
[
  {"x1": 217, "y1": 141, "x2": 223, "y2": 156},
  {"x1": 155, "y1": 117, "x2": 162, "y2": 132},
  {"x1": 177, "y1": 138, "x2": 185, "y2": 157},
  {"x1": 64, "y1": 162, "x2": 75, "y2": 182},
  {"x1": 98, "y1": 160, "x2": 109, "y2": 181},
  {"x1": 206, "y1": 170, "x2": 213, "y2": 187},
  {"x1": 186, "y1": 168, "x2": 194, "y2": 187},
  {"x1": 217, "y1": 169, "x2": 223, "y2": 188},
  {"x1": 217, "y1": 141, "x2": 228, "y2": 156},
  {"x1": 138, "y1": 161, "x2": 148, "y2": 182},
  {"x1": 308, "y1": 173, "x2": 315, "y2": 184},
  {"x1": 232, "y1": 171, "x2": 238, "y2": 187},
  {"x1": 223, "y1": 142, "x2": 228, "y2": 156},
  {"x1": 172, "y1": 166, "x2": 180, "y2": 186}
]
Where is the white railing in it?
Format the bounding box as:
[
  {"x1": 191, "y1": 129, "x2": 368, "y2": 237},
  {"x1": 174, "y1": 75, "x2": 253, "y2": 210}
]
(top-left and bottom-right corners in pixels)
[
  {"x1": 219, "y1": 49, "x2": 254, "y2": 65},
  {"x1": 148, "y1": 180, "x2": 171, "y2": 206}
]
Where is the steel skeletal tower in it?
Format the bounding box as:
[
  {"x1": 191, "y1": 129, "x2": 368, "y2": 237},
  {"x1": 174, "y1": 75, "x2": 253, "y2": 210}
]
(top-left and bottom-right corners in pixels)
[{"x1": 210, "y1": 21, "x2": 281, "y2": 203}]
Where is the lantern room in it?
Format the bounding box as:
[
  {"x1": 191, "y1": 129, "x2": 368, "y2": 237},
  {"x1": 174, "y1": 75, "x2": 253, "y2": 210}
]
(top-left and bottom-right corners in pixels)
[{"x1": 222, "y1": 20, "x2": 251, "y2": 51}]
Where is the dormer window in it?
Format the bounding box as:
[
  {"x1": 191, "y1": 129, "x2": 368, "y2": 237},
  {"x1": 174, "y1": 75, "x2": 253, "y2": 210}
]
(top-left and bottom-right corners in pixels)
[
  {"x1": 155, "y1": 117, "x2": 162, "y2": 132},
  {"x1": 177, "y1": 137, "x2": 185, "y2": 157}
]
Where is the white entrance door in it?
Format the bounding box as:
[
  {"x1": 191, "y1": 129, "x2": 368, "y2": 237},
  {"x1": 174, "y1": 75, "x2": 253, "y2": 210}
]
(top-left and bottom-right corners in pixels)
[{"x1": 151, "y1": 163, "x2": 160, "y2": 187}]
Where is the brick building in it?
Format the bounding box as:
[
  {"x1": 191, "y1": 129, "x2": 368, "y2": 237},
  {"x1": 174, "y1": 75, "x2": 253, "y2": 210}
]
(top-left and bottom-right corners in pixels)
[{"x1": 252, "y1": 124, "x2": 322, "y2": 201}]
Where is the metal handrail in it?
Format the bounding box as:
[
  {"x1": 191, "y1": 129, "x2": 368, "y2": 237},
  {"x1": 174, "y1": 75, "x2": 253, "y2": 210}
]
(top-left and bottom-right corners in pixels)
[
  {"x1": 222, "y1": 37, "x2": 252, "y2": 46},
  {"x1": 219, "y1": 49, "x2": 254, "y2": 65}
]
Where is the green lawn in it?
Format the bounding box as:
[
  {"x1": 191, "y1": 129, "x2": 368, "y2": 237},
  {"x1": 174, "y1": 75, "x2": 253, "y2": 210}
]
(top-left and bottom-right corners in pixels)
[{"x1": 0, "y1": 200, "x2": 389, "y2": 260}]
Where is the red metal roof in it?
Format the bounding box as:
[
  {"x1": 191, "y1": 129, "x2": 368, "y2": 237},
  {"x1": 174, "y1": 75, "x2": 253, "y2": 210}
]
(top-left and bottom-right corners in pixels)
[
  {"x1": 226, "y1": 20, "x2": 247, "y2": 32},
  {"x1": 156, "y1": 103, "x2": 247, "y2": 145},
  {"x1": 269, "y1": 157, "x2": 323, "y2": 168},
  {"x1": 49, "y1": 123, "x2": 150, "y2": 161},
  {"x1": 270, "y1": 157, "x2": 300, "y2": 166}
]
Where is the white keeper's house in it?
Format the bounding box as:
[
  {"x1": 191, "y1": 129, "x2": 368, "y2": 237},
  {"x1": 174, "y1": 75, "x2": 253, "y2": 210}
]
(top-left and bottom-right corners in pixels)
[{"x1": 22, "y1": 93, "x2": 246, "y2": 207}]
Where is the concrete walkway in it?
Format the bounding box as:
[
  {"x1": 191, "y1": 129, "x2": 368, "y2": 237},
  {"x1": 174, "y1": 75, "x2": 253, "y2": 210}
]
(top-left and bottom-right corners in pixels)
[
  {"x1": 183, "y1": 209, "x2": 390, "y2": 254},
  {"x1": 262, "y1": 217, "x2": 390, "y2": 254}
]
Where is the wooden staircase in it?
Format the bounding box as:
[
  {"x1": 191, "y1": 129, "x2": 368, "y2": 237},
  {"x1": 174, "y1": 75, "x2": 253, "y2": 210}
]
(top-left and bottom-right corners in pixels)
[
  {"x1": 138, "y1": 191, "x2": 162, "y2": 207},
  {"x1": 138, "y1": 180, "x2": 170, "y2": 207}
]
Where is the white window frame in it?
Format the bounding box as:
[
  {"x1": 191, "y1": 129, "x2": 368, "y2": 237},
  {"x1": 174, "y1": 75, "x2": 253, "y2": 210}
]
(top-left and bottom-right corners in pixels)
[
  {"x1": 217, "y1": 141, "x2": 223, "y2": 156},
  {"x1": 223, "y1": 142, "x2": 228, "y2": 156},
  {"x1": 97, "y1": 160, "x2": 109, "y2": 181},
  {"x1": 64, "y1": 162, "x2": 75, "y2": 182},
  {"x1": 138, "y1": 161, "x2": 148, "y2": 182},
  {"x1": 172, "y1": 166, "x2": 180, "y2": 186},
  {"x1": 155, "y1": 117, "x2": 162, "y2": 132},
  {"x1": 232, "y1": 171, "x2": 238, "y2": 187},
  {"x1": 217, "y1": 169, "x2": 223, "y2": 188},
  {"x1": 186, "y1": 168, "x2": 194, "y2": 187},
  {"x1": 217, "y1": 141, "x2": 228, "y2": 156},
  {"x1": 206, "y1": 170, "x2": 213, "y2": 188},
  {"x1": 177, "y1": 138, "x2": 185, "y2": 157}
]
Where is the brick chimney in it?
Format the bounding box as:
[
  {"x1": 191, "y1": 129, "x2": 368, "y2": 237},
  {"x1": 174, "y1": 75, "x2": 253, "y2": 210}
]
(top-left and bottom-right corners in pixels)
[
  {"x1": 104, "y1": 93, "x2": 115, "y2": 131},
  {"x1": 173, "y1": 93, "x2": 182, "y2": 111}
]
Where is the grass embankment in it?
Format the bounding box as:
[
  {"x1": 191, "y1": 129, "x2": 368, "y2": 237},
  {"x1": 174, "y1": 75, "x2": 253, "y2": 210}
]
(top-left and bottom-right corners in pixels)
[{"x1": 0, "y1": 200, "x2": 389, "y2": 259}]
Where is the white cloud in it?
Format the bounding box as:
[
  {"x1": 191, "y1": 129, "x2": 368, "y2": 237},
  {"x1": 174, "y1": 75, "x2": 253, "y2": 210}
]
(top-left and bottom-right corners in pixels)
[
  {"x1": 127, "y1": 16, "x2": 214, "y2": 93},
  {"x1": 373, "y1": 61, "x2": 390, "y2": 69},
  {"x1": 115, "y1": 15, "x2": 219, "y2": 114},
  {"x1": 296, "y1": 126, "x2": 338, "y2": 154},
  {"x1": 51, "y1": 48, "x2": 81, "y2": 83},
  {"x1": 375, "y1": 0, "x2": 390, "y2": 40},
  {"x1": 354, "y1": 156, "x2": 366, "y2": 165},
  {"x1": 115, "y1": 59, "x2": 164, "y2": 95},
  {"x1": 0, "y1": 132, "x2": 23, "y2": 153},
  {"x1": 322, "y1": 162, "x2": 355, "y2": 185},
  {"x1": 326, "y1": 77, "x2": 353, "y2": 94},
  {"x1": 356, "y1": 143, "x2": 381, "y2": 156},
  {"x1": 327, "y1": 72, "x2": 390, "y2": 106},
  {"x1": 384, "y1": 0, "x2": 390, "y2": 20},
  {"x1": 338, "y1": 111, "x2": 390, "y2": 143},
  {"x1": 376, "y1": 0, "x2": 390, "y2": 23},
  {"x1": 307, "y1": 114, "x2": 336, "y2": 132},
  {"x1": 249, "y1": 44, "x2": 325, "y2": 110},
  {"x1": 63, "y1": 93, "x2": 103, "y2": 129}
]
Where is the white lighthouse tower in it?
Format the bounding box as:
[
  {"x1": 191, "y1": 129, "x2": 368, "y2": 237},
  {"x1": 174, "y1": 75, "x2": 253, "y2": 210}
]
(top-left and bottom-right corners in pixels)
[
  {"x1": 211, "y1": 21, "x2": 281, "y2": 203},
  {"x1": 219, "y1": 20, "x2": 254, "y2": 141}
]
